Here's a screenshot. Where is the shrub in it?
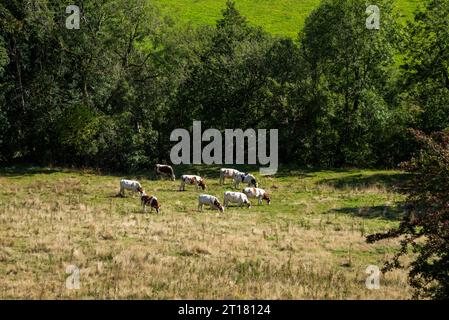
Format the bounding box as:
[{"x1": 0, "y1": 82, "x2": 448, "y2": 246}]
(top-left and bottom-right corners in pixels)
[{"x1": 367, "y1": 129, "x2": 449, "y2": 299}]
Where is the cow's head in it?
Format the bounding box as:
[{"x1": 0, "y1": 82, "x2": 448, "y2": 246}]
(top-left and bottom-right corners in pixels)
[
  {"x1": 198, "y1": 178, "x2": 206, "y2": 190},
  {"x1": 214, "y1": 199, "x2": 224, "y2": 212},
  {"x1": 152, "y1": 198, "x2": 161, "y2": 213},
  {"x1": 245, "y1": 199, "x2": 252, "y2": 208},
  {"x1": 250, "y1": 178, "x2": 258, "y2": 188},
  {"x1": 137, "y1": 186, "x2": 144, "y2": 193},
  {"x1": 263, "y1": 193, "x2": 271, "y2": 205}
]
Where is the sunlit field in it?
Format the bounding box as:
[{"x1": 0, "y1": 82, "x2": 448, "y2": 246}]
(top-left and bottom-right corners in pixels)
[
  {"x1": 154, "y1": 0, "x2": 423, "y2": 38},
  {"x1": 0, "y1": 166, "x2": 412, "y2": 299}
]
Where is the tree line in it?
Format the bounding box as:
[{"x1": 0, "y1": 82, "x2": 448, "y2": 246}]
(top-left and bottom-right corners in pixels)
[{"x1": 0, "y1": 0, "x2": 448, "y2": 171}]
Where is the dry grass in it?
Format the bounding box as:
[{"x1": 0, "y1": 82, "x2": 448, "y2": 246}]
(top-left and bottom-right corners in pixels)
[{"x1": 0, "y1": 166, "x2": 412, "y2": 299}]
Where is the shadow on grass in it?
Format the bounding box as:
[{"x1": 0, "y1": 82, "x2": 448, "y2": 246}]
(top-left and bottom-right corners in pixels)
[
  {"x1": 0, "y1": 165, "x2": 150, "y2": 179},
  {"x1": 172, "y1": 164, "x2": 259, "y2": 179},
  {"x1": 0, "y1": 166, "x2": 61, "y2": 177},
  {"x1": 171, "y1": 164, "x2": 326, "y2": 179},
  {"x1": 329, "y1": 202, "x2": 407, "y2": 221},
  {"x1": 272, "y1": 165, "x2": 356, "y2": 178},
  {"x1": 318, "y1": 173, "x2": 412, "y2": 193}
]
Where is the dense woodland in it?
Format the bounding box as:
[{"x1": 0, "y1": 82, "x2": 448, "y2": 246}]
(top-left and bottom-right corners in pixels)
[{"x1": 0, "y1": 0, "x2": 448, "y2": 171}]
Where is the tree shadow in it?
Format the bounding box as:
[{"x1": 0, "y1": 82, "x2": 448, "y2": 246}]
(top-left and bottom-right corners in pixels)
[
  {"x1": 170, "y1": 164, "x2": 327, "y2": 179},
  {"x1": 318, "y1": 173, "x2": 412, "y2": 193},
  {"x1": 329, "y1": 202, "x2": 407, "y2": 221},
  {"x1": 0, "y1": 166, "x2": 61, "y2": 177},
  {"x1": 171, "y1": 164, "x2": 263, "y2": 179}
]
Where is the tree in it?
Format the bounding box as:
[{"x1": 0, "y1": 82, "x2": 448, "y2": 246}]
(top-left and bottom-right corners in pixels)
[
  {"x1": 367, "y1": 129, "x2": 449, "y2": 299},
  {"x1": 0, "y1": 0, "x2": 178, "y2": 170},
  {"x1": 299, "y1": 0, "x2": 402, "y2": 166},
  {"x1": 172, "y1": 1, "x2": 274, "y2": 131},
  {"x1": 401, "y1": 0, "x2": 449, "y2": 133}
]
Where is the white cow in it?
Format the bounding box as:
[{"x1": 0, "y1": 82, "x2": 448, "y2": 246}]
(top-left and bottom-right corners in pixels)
[
  {"x1": 198, "y1": 194, "x2": 224, "y2": 212},
  {"x1": 179, "y1": 175, "x2": 206, "y2": 191},
  {"x1": 219, "y1": 168, "x2": 239, "y2": 185},
  {"x1": 233, "y1": 172, "x2": 258, "y2": 189},
  {"x1": 118, "y1": 179, "x2": 143, "y2": 197},
  {"x1": 243, "y1": 187, "x2": 271, "y2": 205},
  {"x1": 223, "y1": 191, "x2": 251, "y2": 208}
]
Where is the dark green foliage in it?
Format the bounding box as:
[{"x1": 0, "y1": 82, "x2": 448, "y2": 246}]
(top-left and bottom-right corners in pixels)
[
  {"x1": 0, "y1": 0, "x2": 448, "y2": 171},
  {"x1": 401, "y1": 0, "x2": 449, "y2": 133},
  {"x1": 367, "y1": 129, "x2": 449, "y2": 299}
]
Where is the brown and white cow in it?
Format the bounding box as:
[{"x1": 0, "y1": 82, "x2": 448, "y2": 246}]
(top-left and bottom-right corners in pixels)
[
  {"x1": 155, "y1": 164, "x2": 176, "y2": 181},
  {"x1": 140, "y1": 193, "x2": 161, "y2": 213},
  {"x1": 243, "y1": 187, "x2": 271, "y2": 205},
  {"x1": 179, "y1": 175, "x2": 206, "y2": 191}
]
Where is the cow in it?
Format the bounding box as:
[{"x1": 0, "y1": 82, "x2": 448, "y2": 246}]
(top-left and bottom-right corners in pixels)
[
  {"x1": 243, "y1": 187, "x2": 271, "y2": 205},
  {"x1": 219, "y1": 168, "x2": 239, "y2": 185},
  {"x1": 140, "y1": 193, "x2": 161, "y2": 213},
  {"x1": 198, "y1": 194, "x2": 224, "y2": 212},
  {"x1": 223, "y1": 191, "x2": 251, "y2": 208},
  {"x1": 155, "y1": 164, "x2": 176, "y2": 181},
  {"x1": 179, "y1": 175, "x2": 206, "y2": 191},
  {"x1": 118, "y1": 179, "x2": 143, "y2": 197},
  {"x1": 233, "y1": 172, "x2": 258, "y2": 189}
]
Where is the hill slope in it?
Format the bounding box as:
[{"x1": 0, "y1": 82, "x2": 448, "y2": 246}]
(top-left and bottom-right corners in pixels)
[{"x1": 154, "y1": 0, "x2": 423, "y2": 38}]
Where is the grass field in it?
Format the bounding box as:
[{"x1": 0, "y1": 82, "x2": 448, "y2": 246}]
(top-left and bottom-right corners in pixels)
[
  {"x1": 0, "y1": 165, "x2": 413, "y2": 299},
  {"x1": 154, "y1": 0, "x2": 423, "y2": 38}
]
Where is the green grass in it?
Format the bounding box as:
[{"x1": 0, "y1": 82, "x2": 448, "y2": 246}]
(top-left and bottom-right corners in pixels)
[
  {"x1": 0, "y1": 165, "x2": 413, "y2": 299},
  {"x1": 154, "y1": 0, "x2": 423, "y2": 38}
]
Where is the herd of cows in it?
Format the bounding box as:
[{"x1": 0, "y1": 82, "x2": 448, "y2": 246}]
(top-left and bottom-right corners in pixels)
[{"x1": 118, "y1": 164, "x2": 272, "y2": 214}]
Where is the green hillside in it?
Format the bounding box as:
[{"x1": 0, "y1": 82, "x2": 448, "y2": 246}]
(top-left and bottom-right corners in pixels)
[{"x1": 154, "y1": 0, "x2": 423, "y2": 38}]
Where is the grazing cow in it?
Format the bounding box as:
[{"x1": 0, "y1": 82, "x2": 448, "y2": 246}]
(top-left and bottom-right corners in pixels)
[
  {"x1": 243, "y1": 187, "x2": 271, "y2": 205},
  {"x1": 233, "y1": 172, "x2": 258, "y2": 189},
  {"x1": 223, "y1": 191, "x2": 251, "y2": 208},
  {"x1": 219, "y1": 168, "x2": 239, "y2": 185},
  {"x1": 179, "y1": 175, "x2": 206, "y2": 191},
  {"x1": 155, "y1": 164, "x2": 176, "y2": 181},
  {"x1": 140, "y1": 193, "x2": 161, "y2": 213},
  {"x1": 118, "y1": 179, "x2": 143, "y2": 197},
  {"x1": 198, "y1": 194, "x2": 224, "y2": 212}
]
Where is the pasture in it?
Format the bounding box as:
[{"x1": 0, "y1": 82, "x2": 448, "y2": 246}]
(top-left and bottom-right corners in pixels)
[
  {"x1": 154, "y1": 0, "x2": 423, "y2": 38},
  {"x1": 0, "y1": 166, "x2": 413, "y2": 299}
]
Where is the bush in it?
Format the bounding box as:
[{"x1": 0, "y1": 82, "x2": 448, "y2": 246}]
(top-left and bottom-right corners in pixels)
[{"x1": 367, "y1": 129, "x2": 449, "y2": 299}]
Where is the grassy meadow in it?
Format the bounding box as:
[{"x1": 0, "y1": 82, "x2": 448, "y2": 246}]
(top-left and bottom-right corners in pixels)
[
  {"x1": 154, "y1": 0, "x2": 423, "y2": 38},
  {"x1": 0, "y1": 165, "x2": 413, "y2": 299}
]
